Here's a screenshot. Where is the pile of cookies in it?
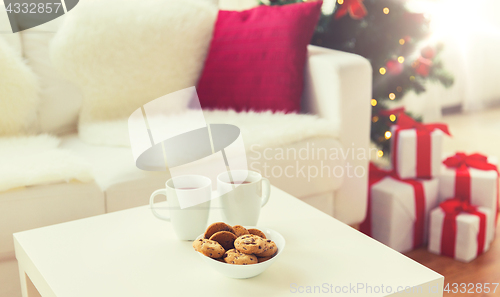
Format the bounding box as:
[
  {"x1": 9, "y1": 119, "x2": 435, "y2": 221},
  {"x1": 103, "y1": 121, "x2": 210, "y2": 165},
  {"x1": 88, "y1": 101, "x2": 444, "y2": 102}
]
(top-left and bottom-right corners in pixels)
[{"x1": 193, "y1": 222, "x2": 278, "y2": 265}]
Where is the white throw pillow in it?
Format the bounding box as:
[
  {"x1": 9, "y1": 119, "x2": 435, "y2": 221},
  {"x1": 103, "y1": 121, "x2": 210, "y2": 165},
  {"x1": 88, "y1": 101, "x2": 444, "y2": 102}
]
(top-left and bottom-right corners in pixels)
[
  {"x1": 20, "y1": 15, "x2": 84, "y2": 135},
  {"x1": 51, "y1": 0, "x2": 218, "y2": 125},
  {"x1": 0, "y1": 34, "x2": 39, "y2": 135}
]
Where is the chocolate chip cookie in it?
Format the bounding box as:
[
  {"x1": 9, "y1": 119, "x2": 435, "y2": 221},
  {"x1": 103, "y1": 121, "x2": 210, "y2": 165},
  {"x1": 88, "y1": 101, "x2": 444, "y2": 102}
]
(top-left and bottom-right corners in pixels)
[
  {"x1": 232, "y1": 225, "x2": 250, "y2": 237},
  {"x1": 256, "y1": 239, "x2": 277, "y2": 257},
  {"x1": 198, "y1": 239, "x2": 225, "y2": 259},
  {"x1": 192, "y1": 238, "x2": 205, "y2": 252},
  {"x1": 223, "y1": 249, "x2": 258, "y2": 265},
  {"x1": 204, "y1": 222, "x2": 235, "y2": 239},
  {"x1": 234, "y1": 234, "x2": 266, "y2": 254},
  {"x1": 248, "y1": 228, "x2": 266, "y2": 239},
  {"x1": 257, "y1": 254, "x2": 276, "y2": 263},
  {"x1": 209, "y1": 231, "x2": 237, "y2": 251}
]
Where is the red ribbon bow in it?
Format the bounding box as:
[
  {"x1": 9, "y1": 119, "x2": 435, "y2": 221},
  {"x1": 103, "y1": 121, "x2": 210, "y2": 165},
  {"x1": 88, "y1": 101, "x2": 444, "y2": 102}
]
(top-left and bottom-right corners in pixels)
[
  {"x1": 443, "y1": 153, "x2": 498, "y2": 172},
  {"x1": 442, "y1": 152, "x2": 499, "y2": 222},
  {"x1": 378, "y1": 107, "x2": 405, "y2": 117},
  {"x1": 392, "y1": 113, "x2": 451, "y2": 178},
  {"x1": 396, "y1": 113, "x2": 451, "y2": 136},
  {"x1": 334, "y1": 0, "x2": 367, "y2": 20},
  {"x1": 366, "y1": 162, "x2": 396, "y2": 181},
  {"x1": 360, "y1": 163, "x2": 426, "y2": 249},
  {"x1": 439, "y1": 198, "x2": 487, "y2": 258},
  {"x1": 440, "y1": 197, "x2": 479, "y2": 215}
]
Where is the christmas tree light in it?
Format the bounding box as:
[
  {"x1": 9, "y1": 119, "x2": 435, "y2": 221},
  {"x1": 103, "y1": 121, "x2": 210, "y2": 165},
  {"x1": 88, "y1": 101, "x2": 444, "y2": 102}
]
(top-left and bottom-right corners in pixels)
[{"x1": 264, "y1": 0, "x2": 454, "y2": 155}]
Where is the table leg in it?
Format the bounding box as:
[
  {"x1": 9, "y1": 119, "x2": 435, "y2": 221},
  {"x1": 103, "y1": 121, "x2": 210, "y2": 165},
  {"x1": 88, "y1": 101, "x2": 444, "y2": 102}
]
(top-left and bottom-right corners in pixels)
[{"x1": 18, "y1": 264, "x2": 42, "y2": 297}]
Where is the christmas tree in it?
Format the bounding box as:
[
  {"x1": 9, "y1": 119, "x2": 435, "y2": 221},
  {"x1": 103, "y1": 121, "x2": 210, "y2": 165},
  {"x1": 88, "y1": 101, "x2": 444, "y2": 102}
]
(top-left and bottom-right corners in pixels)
[{"x1": 264, "y1": 0, "x2": 454, "y2": 156}]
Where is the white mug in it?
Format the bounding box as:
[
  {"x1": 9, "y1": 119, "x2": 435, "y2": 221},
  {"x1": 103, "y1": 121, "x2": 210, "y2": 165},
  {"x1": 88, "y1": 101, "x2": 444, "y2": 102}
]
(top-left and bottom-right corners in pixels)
[
  {"x1": 150, "y1": 175, "x2": 211, "y2": 240},
  {"x1": 217, "y1": 170, "x2": 270, "y2": 226}
]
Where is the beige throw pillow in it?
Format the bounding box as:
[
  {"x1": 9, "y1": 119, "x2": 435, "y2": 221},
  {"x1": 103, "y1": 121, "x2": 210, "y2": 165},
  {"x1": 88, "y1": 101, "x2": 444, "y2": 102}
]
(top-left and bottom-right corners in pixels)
[
  {"x1": 21, "y1": 15, "x2": 84, "y2": 135},
  {"x1": 50, "y1": 0, "x2": 218, "y2": 125},
  {"x1": 0, "y1": 36, "x2": 39, "y2": 135}
]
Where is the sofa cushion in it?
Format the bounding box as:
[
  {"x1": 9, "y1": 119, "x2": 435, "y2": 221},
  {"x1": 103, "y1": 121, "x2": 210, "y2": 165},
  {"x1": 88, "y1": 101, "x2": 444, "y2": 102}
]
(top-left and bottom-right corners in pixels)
[
  {"x1": 60, "y1": 135, "x2": 169, "y2": 212},
  {"x1": 60, "y1": 133, "x2": 343, "y2": 213},
  {"x1": 50, "y1": 0, "x2": 218, "y2": 126},
  {"x1": 79, "y1": 109, "x2": 340, "y2": 148},
  {"x1": 0, "y1": 135, "x2": 93, "y2": 192},
  {"x1": 248, "y1": 137, "x2": 344, "y2": 198},
  {"x1": 0, "y1": 181, "x2": 104, "y2": 258},
  {"x1": 197, "y1": 1, "x2": 322, "y2": 112}
]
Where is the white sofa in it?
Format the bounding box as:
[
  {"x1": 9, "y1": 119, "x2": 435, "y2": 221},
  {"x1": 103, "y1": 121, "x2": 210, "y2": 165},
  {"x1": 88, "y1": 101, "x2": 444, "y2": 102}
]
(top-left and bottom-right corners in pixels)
[{"x1": 0, "y1": 6, "x2": 372, "y2": 266}]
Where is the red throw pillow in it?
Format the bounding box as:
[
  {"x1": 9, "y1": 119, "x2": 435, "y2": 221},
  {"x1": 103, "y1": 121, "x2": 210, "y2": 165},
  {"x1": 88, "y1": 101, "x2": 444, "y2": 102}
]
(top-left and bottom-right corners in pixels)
[{"x1": 197, "y1": 1, "x2": 322, "y2": 113}]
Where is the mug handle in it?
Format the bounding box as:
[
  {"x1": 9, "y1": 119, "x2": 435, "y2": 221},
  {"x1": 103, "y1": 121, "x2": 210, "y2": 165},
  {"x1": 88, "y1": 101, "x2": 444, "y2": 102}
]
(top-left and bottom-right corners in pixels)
[
  {"x1": 261, "y1": 177, "x2": 271, "y2": 207},
  {"x1": 150, "y1": 189, "x2": 170, "y2": 221}
]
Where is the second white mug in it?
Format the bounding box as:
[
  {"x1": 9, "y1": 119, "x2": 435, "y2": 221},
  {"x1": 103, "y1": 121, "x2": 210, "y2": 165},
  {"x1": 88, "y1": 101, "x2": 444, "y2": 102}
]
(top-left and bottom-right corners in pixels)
[{"x1": 217, "y1": 170, "x2": 270, "y2": 226}]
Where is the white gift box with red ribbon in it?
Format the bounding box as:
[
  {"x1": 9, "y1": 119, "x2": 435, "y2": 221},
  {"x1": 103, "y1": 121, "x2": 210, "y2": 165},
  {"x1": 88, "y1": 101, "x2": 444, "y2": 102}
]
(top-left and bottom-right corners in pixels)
[
  {"x1": 389, "y1": 113, "x2": 450, "y2": 179},
  {"x1": 391, "y1": 126, "x2": 444, "y2": 179},
  {"x1": 369, "y1": 177, "x2": 439, "y2": 253},
  {"x1": 428, "y1": 205, "x2": 494, "y2": 263},
  {"x1": 438, "y1": 154, "x2": 498, "y2": 213}
]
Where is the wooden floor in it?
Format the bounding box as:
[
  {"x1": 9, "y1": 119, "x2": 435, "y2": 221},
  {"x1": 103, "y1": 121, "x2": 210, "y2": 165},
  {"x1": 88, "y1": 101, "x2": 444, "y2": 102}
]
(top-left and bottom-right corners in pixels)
[
  {"x1": 405, "y1": 218, "x2": 500, "y2": 297},
  {"x1": 403, "y1": 107, "x2": 500, "y2": 297}
]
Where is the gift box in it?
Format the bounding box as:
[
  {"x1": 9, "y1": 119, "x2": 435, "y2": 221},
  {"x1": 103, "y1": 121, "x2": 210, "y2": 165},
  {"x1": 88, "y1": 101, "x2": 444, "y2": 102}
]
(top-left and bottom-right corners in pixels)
[
  {"x1": 360, "y1": 164, "x2": 439, "y2": 253},
  {"x1": 438, "y1": 153, "x2": 499, "y2": 216},
  {"x1": 428, "y1": 198, "x2": 494, "y2": 262},
  {"x1": 390, "y1": 113, "x2": 450, "y2": 179}
]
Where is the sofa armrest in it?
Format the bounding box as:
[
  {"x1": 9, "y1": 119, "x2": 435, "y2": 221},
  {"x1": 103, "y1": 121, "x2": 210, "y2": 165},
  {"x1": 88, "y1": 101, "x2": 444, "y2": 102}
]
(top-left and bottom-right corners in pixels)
[{"x1": 302, "y1": 45, "x2": 372, "y2": 225}]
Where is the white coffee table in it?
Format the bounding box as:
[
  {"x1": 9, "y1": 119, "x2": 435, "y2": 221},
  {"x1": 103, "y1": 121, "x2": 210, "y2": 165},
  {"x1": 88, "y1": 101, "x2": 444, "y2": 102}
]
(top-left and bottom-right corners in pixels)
[{"x1": 14, "y1": 186, "x2": 443, "y2": 297}]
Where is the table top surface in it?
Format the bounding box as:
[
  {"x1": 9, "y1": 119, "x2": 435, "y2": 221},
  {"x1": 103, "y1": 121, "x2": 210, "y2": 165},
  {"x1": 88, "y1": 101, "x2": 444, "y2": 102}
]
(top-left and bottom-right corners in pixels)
[{"x1": 14, "y1": 186, "x2": 442, "y2": 297}]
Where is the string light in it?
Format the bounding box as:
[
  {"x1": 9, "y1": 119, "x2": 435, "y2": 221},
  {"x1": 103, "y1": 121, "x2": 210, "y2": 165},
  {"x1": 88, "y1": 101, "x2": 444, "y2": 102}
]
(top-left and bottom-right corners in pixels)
[
  {"x1": 389, "y1": 114, "x2": 396, "y2": 122},
  {"x1": 384, "y1": 131, "x2": 392, "y2": 139},
  {"x1": 372, "y1": 116, "x2": 379, "y2": 122},
  {"x1": 337, "y1": 0, "x2": 344, "y2": 4},
  {"x1": 371, "y1": 99, "x2": 377, "y2": 106},
  {"x1": 383, "y1": 7, "x2": 390, "y2": 14},
  {"x1": 397, "y1": 56, "x2": 405, "y2": 63},
  {"x1": 410, "y1": 76, "x2": 415, "y2": 81},
  {"x1": 377, "y1": 150, "x2": 384, "y2": 157},
  {"x1": 389, "y1": 93, "x2": 396, "y2": 100},
  {"x1": 399, "y1": 39, "x2": 405, "y2": 45},
  {"x1": 379, "y1": 67, "x2": 386, "y2": 75}
]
